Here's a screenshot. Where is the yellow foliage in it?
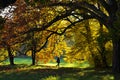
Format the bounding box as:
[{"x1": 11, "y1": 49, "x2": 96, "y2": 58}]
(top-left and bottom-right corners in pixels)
[
  {"x1": 26, "y1": 50, "x2": 32, "y2": 56},
  {"x1": 0, "y1": 49, "x2": 8, "y2": 61}
]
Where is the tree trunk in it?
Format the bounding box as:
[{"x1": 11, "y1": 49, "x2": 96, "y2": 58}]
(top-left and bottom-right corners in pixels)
[
  {"x1": 100, "y1": 47, "x2": 108, "y2": 68},
  {"x1": 7, "y1": 46, "x2": 14, "y2": 65},
  {"x1": 112, "y1": 38, "x2": 120, "y2": 73},
  {"x1": 101, "y1": 54, "x2": 108, "y2": 68},
  {"x1": 31, "y1": 32, "x2": 37, "y2": 65},
  {"x1": 99, "y1": 23, "x2": 108, "y2": 68},
  {"x1": 32, "y1": 50, "x2": 36, "y2": 65}
]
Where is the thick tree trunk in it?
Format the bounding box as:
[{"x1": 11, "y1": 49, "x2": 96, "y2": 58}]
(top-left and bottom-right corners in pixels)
[
  {"x1": 7, "y1": 46, "x2": 14, "y2": 65},
  {"x1": 112, "y1": 38, "x2": 120, "y2": 73}
]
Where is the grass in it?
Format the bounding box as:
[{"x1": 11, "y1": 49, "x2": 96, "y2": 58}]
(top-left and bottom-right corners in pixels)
[
  {"x1": 0, "y1": 57, "x2": 117, "y2": 80},
  {"x1": 1, "y1": 57, "x2": 32, "y2": 65},
  {"x1": 1, "y1": 57, "x2": 90, "y2": 68},
  {"x1": 0, "y1": 65, "x2": 114, "y2": 80}
]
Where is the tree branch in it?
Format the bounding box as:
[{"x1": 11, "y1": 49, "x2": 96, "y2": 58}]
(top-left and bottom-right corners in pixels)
[
  {"x1": 49, "y1": 1, "x2": 107, "y2": 19},
  {"x1": 98, "y1": 0, "x2": 110, "y2": 12},
  {"x1": 36, "y1": 32, "x2": 54, "y2": 52},
  {"x1": 46, "y1": 14, "x2": 94, "y2": 36},
  {"x1": 22, "y1": 9, "x2": 73, "y2": 34}
]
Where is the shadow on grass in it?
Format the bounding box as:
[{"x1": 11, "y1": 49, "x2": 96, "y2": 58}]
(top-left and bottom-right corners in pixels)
[{"x1": 0, "y1": 65, "x2": 115, "y2": 80}]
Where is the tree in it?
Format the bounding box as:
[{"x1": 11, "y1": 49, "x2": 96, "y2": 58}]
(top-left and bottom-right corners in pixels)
[
  {"x1": 0, "y1": 1, "x2": 31, "y2": 65},
  {"x1": 29, "y1": 31, "x2": 54, "y2": 65},
  {"x1": 0, "y1": 4, "x2": 18, "y2": 65},
  {"x1": 0, "y1": 19, "x2": 29, "y2": 65},
  {"x1": 13, "y1": 0, "x2": 119, "y2": 72},
  {"x1": 26, "y1": 0, "x2": 119, "y2": 72},
  {"x1": 44, "y1": 0, "x2": 119, "y2": 73}
]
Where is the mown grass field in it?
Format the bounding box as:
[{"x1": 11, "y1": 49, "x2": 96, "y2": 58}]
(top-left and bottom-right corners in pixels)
[{"x1": 0, "y1": 57, "x2": 117, "y2": 80}]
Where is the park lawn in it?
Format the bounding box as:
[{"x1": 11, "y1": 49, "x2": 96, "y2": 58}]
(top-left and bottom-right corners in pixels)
[
  {"x1": 0, "y1": 64, "x2": 114, "y2": 80},
  {"x1": 1, "y1": 57, "x2": 32, "y2": 65},
  {"x1": 1, "y1": 57, "x2": 90, "y2": 68},
  {"x1": 0, "y1": 57, "x2": 115, "y2": 80}
]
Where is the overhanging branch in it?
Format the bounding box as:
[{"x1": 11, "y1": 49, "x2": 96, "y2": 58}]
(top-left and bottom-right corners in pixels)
[
  {"x1": 46, "y1": 14, "x2": 94, "y2": 36},
  {"x1": 22, "y1": 9, "x2": 73, "y2": 35},
  {"x1": 49, "y1": 1, "x2": 107, "y2": 20}
]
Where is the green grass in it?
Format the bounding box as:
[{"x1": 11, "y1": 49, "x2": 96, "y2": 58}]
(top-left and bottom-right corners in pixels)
[
  {"x1": 1, "y1": 57, "x2": 90, "y2": 68},
  {"x1": 0, "y1": 57, "x2": 116, "y2": 80},
  {"x1": 0, "y1": 65, "x2": 114, "y2": 80},
  {"x1": 1, "y1": 57, "x2": 32, "y2": 65}
]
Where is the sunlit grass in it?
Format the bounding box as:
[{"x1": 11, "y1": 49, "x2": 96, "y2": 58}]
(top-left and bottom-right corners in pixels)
[
  {"x1": 1, "y1": 57, "x2": 90, "y2": 68},
  {"x1": 0, "y1": 57, "x2": 115, "y2": 80},
  {"x1": 0, "y1": 64, "x2": 114, "y2": 80},
  {"x1": 2, "y1": 57, "x2": 32, "y2": 65},
  {"x1": 41, "y1": 76, "x2": 60, "y2": 80},
  {"x1": 102, "y1": 75, "x2": 114, "y2": 80}
]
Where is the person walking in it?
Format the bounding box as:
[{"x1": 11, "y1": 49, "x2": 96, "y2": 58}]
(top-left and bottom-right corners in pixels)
[{"x1": 56, "y1": 57, "x2": 60, "y2": 67}]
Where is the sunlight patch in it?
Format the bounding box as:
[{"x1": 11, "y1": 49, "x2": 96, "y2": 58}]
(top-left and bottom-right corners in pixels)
[
  {"x1": 78, "y1": 72, "x2": 85, "y2": 76},
  {"x1": 41, "y1": 76, "x2": 60, "y2": 80},
  {"x1": 102, "y1": 75, "x2": 114, "y2": 80}
]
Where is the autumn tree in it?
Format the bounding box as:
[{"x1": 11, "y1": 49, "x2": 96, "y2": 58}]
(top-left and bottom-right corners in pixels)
[
  {"x1": 0, "y1": 18, "x2": 31, "y2": 65},
  {"x1": 12, "y1": 0, "x2": 59, "y2": 65},
  {"x1": 43, "y1": 0, "x2": 120, "y2": 73},
  {"x1": 0, "y1": 6, "x2": 17, "y2": 65},
  {"x1": 13, "y1": 0, "x2": 118, "y2": 70},
  {"x1": 25, "y1": 0, "x2": 119, "y2": 72},
  {"x1": 0, "y1": 0, "x2": 32, "y2": 65}
]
